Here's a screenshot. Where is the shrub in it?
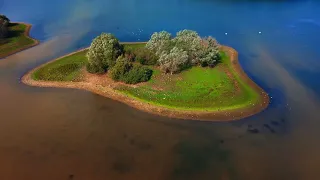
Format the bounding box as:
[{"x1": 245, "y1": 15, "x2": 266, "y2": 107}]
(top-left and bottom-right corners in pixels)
[
  {"x1": 135, "y1": 48, "x2": 158, "y2": 65},
  {"x1": 158, "y1": 47, "x2": 189, "y2": 74},
  {"x1": 123, "y1": 64, "x2": 153, "y2": 84},
  {"x1": 86, "y1": 33, "x2": 123, "y2": 73},
  {"x1": 109, "y1": 56, "x2": 132, "y2": 81}
]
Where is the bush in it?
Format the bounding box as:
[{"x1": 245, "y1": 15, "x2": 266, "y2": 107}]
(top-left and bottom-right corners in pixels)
[
  {"x1": 135, "y1": 48, "x2": 158, "y2": 65},
  {"x1": 123, "y1": 64, "x2": 153, "y2": 84},
  {"x1": 86, "y1": 33, "x2": 123, "y2": 73},
  {"x1": 109, "y1": 56, "x2": 132, "y2": 81},
  {"x1": 109, "y1": 56, "x2": 153, "y2": 84}
]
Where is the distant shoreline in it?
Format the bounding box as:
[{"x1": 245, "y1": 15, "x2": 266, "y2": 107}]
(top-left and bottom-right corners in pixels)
[
  {"x1": 0, "y1": 22, "x2": 39, "y2": 59},
  {"x1": 22, "y1": 44, "x2": 269, "y2": 121}
]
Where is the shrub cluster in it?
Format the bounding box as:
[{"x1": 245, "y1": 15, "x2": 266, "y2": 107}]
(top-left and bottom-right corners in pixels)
[
  {"x1": 109, "y1": 56, "x2": 153, "y2": 84},
  {"x1": 146, "y1": 29, "x2": 221, "y2": 74}
]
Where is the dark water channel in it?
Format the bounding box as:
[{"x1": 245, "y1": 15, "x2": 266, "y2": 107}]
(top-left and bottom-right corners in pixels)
[{"x1": 1, "y1": 0, "x2": 320, "y2": 179}]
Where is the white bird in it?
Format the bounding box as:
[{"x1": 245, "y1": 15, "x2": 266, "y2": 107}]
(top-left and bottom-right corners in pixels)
[
  {"x1": 225, "y1": 32, "x2": 228, "y2": 35},
  {"x1": 259, "y1": 31, "x2": 262, "y2": 34}
]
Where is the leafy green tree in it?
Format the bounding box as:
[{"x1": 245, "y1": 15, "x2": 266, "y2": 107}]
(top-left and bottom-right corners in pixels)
[
  {"x1": 199, "y1": 36, "x2": 221, "y2": 67},
  {"x1": 86, "y1": 33, "x2": 123, "y2": 73},
  {"x1": 146, "y1": 31, "x2": 172, "y2": 55}
]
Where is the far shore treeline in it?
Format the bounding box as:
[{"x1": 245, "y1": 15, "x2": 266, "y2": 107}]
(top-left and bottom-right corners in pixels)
[
  {"x1": 0, "y1": 14, "x2": 10, "y2": 39},
  {"x1": 86, "y1": 30, "x2": 221, "y2": 84}
]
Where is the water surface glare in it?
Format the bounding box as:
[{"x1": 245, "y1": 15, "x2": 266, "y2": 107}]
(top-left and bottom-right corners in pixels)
[{"x1": 1, "y1": 0, "x2": 320, "y2": 179}]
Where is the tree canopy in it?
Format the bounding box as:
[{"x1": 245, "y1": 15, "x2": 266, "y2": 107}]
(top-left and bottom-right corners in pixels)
[{"x1": 86, "y1": 33, "x2": 123, "y2": 73}]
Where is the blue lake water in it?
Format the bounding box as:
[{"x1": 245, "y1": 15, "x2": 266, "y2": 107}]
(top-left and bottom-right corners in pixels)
[{"x1": 1, "y1": 0, "x2": 320, "y2": 179}]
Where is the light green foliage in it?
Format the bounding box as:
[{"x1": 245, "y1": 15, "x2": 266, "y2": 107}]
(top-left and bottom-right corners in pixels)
[
  {"x1": 146, "y1": 29, "x2": 221, "y2": 74},
  {"x1": 199, "y1": 36, "x2": 221, "y2": 67},
  {"x1": 158, "y1": 47, "x2": 189, "y2": 74},
  {"x1": 86, "y1": 33, "x2": 123, "y2": 73},
  {"x1": 146, "y1": 31, "x2": 172, "y2": 55}
]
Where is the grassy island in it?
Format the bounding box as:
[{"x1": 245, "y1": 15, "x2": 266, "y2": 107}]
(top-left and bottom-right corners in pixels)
[
  {"x1": 0, "y1": 15, "x2": 39, "y2": 58},
  {"x1": 22, "y1": 30, "x2": 269, "y2": 121}
]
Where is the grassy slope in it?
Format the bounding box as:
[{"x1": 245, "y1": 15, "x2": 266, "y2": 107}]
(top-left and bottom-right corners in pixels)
[
  {"x1": 31, "y1": 43, "x2": 259, "y2": 111},
  {"x1": 32, "y1": 50, "x2": 88, "y2": 81},
  {"x1": 0, "y1": 23, "x2": 35, "y2": 57}
]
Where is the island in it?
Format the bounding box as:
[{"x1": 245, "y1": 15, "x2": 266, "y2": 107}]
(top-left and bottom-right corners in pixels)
[
  {"x1": 0, "y1": 15, "x2": 39, "y2": 58},
  {"x1": 22, "y1": 30, "x2": 269, "y2": 121}
]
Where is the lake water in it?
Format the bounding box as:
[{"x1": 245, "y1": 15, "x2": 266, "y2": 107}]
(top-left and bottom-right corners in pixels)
[{"x1": 1, "y1": 0, "x2": 320, "y2": 179}]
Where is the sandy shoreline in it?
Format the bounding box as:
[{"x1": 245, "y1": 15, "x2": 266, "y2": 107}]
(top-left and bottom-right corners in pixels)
[
  {"x1": 22, "y1": 44, "x2": 269, "y2": 121},
  {"x1": 0, "y1": 22, "x2": 40, "y2": 59}
]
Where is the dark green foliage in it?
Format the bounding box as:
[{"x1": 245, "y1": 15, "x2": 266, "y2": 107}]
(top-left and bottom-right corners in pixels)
[
  {"x1": 0, "y1": 14, "x2": 10, "y2": 39},
  {"x1": 123, "y1": 64, "x2": 153, "y2": 84},
  {"x1": 134, "y1": 48, "x2": 158, "y2": 65},
  {"x1": 124, "y1": 48, "x2": 136, "y2": 62},
  {"x1": 109, "y1": 56, "x2": 132, "y2": 81},
  {"x1": 109, "y1": 56, "x2": 153, "y2": 84}
]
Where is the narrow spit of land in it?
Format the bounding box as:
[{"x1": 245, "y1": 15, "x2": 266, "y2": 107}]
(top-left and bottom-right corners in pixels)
[
  {"x1": 22, "y1": 42, "x2": 269, "y2": 121},
  {"x1": 0, "y1": 22, "x2": 39, "y2": 59}
]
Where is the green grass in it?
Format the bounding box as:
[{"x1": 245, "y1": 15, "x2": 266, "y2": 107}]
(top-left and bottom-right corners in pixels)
[
  {"x1": 31, "y1": 43, "x2": 260, "y2": 111},
  {"x1": 32, "y1": 50, "x2": 88, "y2": 81},
  {"x1": 0, "y1": 23, "x2": 36, "y2": 58}
]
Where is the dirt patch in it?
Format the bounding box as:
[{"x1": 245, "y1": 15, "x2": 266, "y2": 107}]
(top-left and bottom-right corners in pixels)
[
  {"x1": 21, "y1": 45, "x2": 269, "y2": 122},
  {"x1": 0, "y1": 22, "x2": 40, "y2": 59}
]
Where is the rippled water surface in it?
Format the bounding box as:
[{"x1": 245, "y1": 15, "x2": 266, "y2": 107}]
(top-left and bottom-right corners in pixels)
[{"x1": 1, "y1": 0, "x2": 320, "y2": 179}]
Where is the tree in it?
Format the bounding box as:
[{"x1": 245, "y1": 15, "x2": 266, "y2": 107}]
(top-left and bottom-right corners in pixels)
[
  {"x1": 158, "y1": 47, "x2": 189, "y2": 74},
  {"x1": 173, "y1": 29, "x2": 203, "y2": 64},
  {"x1": 199, "y1": 36, "x2": 221, "y2": 67},
  {"x1": 146, "y1": 31, "x2": 172, "y2": 55},
  {"x1": 86, "y1": 33, "x2": 123, "y2": 73},
  {"x1": 0, "y1": 14, "x2": 10, "y2": 39}
]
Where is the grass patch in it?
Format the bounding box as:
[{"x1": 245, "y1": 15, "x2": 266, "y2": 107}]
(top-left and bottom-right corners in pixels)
[
  {"x1": 116, "y1": 53, "x2": 260, "y2": 111},
  {"x1": 32, "y1": 50, "x2": 88, "y2": 81},
  {"x1": 0, "y1": 23, "x2": 36, "y2": 58}
]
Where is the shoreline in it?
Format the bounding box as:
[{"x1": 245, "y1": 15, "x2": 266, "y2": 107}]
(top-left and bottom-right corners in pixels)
[
  {"x1": 21, "y1": 44, "x2": 269, "y2": 121},
  {"x1": 0, "y1": 22, "x2": 40, "y2": 59}
]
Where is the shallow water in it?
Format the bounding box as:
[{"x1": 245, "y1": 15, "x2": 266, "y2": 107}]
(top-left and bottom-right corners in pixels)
[{"x1": 1, "y1": 0, "x2": 320, "y2": 179}]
